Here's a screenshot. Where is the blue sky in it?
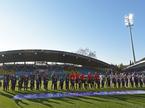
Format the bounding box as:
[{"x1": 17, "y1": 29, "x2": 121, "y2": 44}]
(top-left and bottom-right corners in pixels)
[{"x1": 0, "y1": 0, "x2": 145, "y2": 65}]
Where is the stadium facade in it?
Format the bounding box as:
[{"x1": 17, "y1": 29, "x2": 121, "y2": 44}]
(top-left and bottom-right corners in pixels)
[{"x1": 0, "y1": 49, "x2": 111, "y2": 76}]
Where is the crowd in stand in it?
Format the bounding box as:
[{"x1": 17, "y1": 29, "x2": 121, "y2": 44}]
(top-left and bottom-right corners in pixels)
[{"x1": 0, "y1": 72, "x2": 145, "y2": 91}]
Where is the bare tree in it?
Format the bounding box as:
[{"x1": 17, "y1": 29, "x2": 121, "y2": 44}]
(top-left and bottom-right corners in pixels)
[{"x1": 76, "y1": 48, "x2": 96, "y2": 58}]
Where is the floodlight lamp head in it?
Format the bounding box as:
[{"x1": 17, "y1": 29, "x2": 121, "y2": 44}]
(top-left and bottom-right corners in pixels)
[
  {"x1": 124, "y1": 13, "x2": 134, "y2": 27},
  {"x1": 124, "y1": 16, "x2": 129, "y2": 26}
]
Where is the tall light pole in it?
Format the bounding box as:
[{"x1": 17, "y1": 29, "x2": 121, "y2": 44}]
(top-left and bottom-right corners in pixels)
[{"x1": 124, "y1": 13, "x2": 136, "y2": 64}]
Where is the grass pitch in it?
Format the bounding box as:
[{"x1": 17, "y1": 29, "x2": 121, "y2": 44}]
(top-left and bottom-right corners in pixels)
[{"x1": 0, "y1": 87, "x2": 145, "y2": 108}]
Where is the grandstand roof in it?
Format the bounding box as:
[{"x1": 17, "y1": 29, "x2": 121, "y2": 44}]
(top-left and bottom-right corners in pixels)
[
  {"x1": 124, "y1": 58, "x2": 145, "y2": 72},
  {"x1": 0, "y1": 49, "x2": 110, "y2": 68}
]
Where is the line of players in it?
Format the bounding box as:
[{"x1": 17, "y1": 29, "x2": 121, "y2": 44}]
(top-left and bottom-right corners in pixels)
[{"x1": 1, "y1": 72, "x2": 145, "y2": 91}]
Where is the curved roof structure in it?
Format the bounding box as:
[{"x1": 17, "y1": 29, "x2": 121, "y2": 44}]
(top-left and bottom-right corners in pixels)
[
  {"x1": 0, "y1": 49, "x2": 110, "y2": 68},
  {"x1": 124, "y1": 58, "x2": 145, "y2": 72}
]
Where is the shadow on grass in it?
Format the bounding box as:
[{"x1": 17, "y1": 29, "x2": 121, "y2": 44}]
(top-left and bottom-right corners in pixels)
[
  {"x1": 80, "y1": 96, "x2": 108, "y2": 102},
  {"x1": 14, "y1": 99, "x2": 29, "y2": 108},
  {"x1": 96, "y1": 94, "x2": 145, "y2": 107},
  {"x1": 51, "y1": 98, "x2": 74, "y2": 104},
  {"x1": 0, "y1": 91, "x2": 14, "y2": 98},
  {"x1": 0, "y1": 91, "x2": 29, "y2": 108},
  {"x1": 67, "y1": 97, "x2": 93, "y2": 104},
  {"x1": 27, "y1": 99, "x2": 54, "y2": 108}
]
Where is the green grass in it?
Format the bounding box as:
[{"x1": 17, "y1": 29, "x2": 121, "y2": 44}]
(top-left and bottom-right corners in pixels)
[{"x1": 0, "y1": 87, "x2": 145, "y2": 108}]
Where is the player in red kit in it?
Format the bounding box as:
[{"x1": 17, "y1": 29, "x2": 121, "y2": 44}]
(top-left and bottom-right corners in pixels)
[
  {"x1": 80, "y1": 73, "x2": 85, "y2": 89},
  {"x1": 75, "y1": 72, "x2": 80, "y2": 89},
  {"x1": 94, "y1": 72, "x2": 100, "y2": 88},
  {"x1": 69, "y1": 72, "x2": 75, "y2": 90},
  {"x1": 87, "y1": 72, "x2": 92, "y2": 88}
]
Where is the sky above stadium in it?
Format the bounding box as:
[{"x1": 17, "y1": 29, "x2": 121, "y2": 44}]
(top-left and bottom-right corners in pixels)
[{"x1": 0, "y1": 0, "x2": 145, "y2": 65}]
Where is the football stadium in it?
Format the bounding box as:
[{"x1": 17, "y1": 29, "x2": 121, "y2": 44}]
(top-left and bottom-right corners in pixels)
[
  {"x1": 0, "y1": 50, "x2": 145, "y2": 108},
  {"x1": 1, "y1": 1, "x2": 145, "y2": 108}
]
